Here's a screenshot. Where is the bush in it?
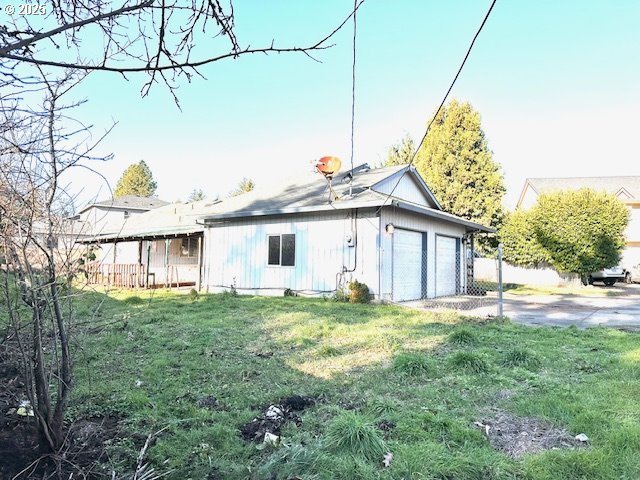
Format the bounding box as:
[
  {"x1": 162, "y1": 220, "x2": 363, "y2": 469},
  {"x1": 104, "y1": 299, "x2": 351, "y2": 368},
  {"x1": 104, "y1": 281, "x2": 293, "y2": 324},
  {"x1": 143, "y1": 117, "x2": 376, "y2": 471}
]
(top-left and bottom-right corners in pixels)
[
  {"x1": 500, "y1": 189, "x2": 628, "y2": 277},
  {"x1": 499, "y1": 209, "x2": 551, "y2": 267},
  {"x1": 348, "y1": 280, "x2": 371, "y2": 304},
  {"x1": 532, "y1": 189, "x2": 628, "y2": 276},
  {"x1": 324, "y1": 411, "x2": 387, "y2": 460},
  {"x1": 333, "y1": 280, "x2": 371, "y2": 303}
]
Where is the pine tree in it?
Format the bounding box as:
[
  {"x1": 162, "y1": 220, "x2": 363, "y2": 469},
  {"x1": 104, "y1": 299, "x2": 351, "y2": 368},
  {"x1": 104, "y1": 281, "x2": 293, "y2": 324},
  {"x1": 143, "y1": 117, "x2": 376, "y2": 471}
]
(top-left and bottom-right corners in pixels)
[
  {"x1": 113, "y1": 160, "x2": 158, "y2": 198},
  {"x1": 230, "y1": 177, "x2": 255, "y2": 197},
  {"x1": 385, "y1": 133, "x2": 415, "y2": 166},
  {"x1": 415, "y1": 99, "x2": 505, "y2": 242},
  {"x1": 187, "y1": 188, "x2": 206, "y2": 202}
]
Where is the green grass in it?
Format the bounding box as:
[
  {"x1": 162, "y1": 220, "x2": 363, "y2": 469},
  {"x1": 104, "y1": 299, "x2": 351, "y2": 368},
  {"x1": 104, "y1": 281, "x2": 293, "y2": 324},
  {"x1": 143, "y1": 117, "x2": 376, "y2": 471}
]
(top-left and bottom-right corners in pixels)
[{"x1": 14, "y1": 289, "x2": 639, "y2": 479}]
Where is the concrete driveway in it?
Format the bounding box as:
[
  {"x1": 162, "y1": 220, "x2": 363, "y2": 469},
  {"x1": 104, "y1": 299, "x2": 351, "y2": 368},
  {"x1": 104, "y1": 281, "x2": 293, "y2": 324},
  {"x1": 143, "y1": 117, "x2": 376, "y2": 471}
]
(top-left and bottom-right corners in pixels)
[{"x1": 504, "y1": 284, "x2": 640, "y2": 329}]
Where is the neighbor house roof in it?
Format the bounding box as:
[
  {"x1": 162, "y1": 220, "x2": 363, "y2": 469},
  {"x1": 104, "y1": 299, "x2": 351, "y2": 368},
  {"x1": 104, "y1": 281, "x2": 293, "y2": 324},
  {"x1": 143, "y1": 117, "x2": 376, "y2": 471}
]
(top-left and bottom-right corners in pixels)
[
  {"x1": 86, "y1": 164, "x2": 492, "y2": 243},
  {"x1": 518, "y1": 176, "x2": 640, "y2": 207},
  {"x1": 77, "y1": 195, "x2": 169, "y2": 214}
]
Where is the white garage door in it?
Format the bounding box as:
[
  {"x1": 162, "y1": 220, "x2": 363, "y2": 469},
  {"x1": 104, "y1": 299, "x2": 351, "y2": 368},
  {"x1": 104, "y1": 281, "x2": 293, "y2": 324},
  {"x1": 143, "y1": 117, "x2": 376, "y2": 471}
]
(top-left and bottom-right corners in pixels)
[
  {"x1": 436, "y1": 235, "x2": 459, "y2": 297},
  {"x1": 392, "y1": 229, "x2": 424, "y2": 302}
]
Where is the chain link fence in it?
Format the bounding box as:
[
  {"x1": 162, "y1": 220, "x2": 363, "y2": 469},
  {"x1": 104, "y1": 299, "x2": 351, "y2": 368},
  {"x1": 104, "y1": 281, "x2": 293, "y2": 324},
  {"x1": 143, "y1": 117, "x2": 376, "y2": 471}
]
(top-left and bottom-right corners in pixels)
[{"x1": 418, "y1": 243, "x2": 504, "y2": 317}]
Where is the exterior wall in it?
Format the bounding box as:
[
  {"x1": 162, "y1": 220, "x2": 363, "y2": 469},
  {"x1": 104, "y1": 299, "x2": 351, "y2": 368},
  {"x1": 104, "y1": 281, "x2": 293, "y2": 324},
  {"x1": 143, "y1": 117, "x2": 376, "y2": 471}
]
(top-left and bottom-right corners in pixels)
[
  {"x1": 518, "y1": 184, "x2": 538, "y2": 210},
  {"x1": 78, "y1": 206, "x2": 148, "y2": 237},
  {"x1": 474, "y1": 258, "x2": 581, "y2": 287},
  {"x1": 626, "y1": 206, "x2": 640, "y2": 243},
  {"x1": 145, "y1": 238, "x2": 199, "y2": 286},
  {"x1": 203, "y1": 209, "x2": 380, "y2": 295},
  {"x1": 373, "y1": 172, "x2": 434, "y2": 207},
  {"x1": 379, "y1": 208, "x2": 467, "y2": 300}
]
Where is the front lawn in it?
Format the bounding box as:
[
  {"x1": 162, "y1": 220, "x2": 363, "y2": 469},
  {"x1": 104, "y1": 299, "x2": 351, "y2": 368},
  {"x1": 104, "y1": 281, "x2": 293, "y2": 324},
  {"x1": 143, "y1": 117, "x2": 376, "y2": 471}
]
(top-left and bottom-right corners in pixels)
[{"x1": 33, "y1": 291, "x2": 640, "y2": 477}]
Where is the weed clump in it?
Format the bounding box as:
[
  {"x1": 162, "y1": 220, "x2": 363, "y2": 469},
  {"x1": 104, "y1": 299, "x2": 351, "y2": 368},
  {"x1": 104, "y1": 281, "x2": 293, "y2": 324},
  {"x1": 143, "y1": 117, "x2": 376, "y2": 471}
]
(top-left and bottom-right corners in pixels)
[
  {"x1": 449, "y1": 351, "x2": 489, "y2": 374},
  {"x1": 348, "y1": 280, "x2": 371, "y2": 304},
  {"x1": 188, "y1": 288, "x2": 199, "y2": 301},
  {"x1": 324, "y1": 411, "x2": 386, "y2": 460},
  {"x1": 124, "y1": 295, "x2": 144, "y2": 305},
  {"x1": 503, "y1": 348, "x2": 541, "y2": 370},
  {"x1": 393, "y1": 351, "x2": 434, "y2": 376},
  {"x1": 448, "y1": 328, "x2": 477, "y2": 346},
  {"x1": 333, "y1": 280, "x2": 371, "y2": 303}
]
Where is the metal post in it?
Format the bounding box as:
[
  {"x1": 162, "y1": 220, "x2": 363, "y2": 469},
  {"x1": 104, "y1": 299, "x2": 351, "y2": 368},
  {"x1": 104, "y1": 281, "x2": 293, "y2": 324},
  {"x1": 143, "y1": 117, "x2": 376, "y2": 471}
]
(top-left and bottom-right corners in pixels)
[{"x1": 497, "y1": 243, "x2": 504, "y2": 317}]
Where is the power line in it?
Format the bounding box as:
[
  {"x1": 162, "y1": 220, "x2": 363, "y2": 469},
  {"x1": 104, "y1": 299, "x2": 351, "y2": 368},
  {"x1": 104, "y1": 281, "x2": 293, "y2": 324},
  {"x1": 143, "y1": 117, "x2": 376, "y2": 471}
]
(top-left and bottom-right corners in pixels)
[
  {"x1": 349, "y1": 0, "x2": 357, "y2": 197},
  {"x1": 375, "y1": 0, "x2": 497, "y2": 214}
]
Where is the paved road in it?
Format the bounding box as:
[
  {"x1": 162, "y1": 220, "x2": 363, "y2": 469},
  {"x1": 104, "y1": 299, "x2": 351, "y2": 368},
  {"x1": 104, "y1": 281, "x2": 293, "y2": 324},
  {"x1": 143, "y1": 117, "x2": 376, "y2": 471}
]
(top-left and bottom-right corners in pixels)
[{"x1": 504, "y1": 284, "x2": 640, "y2": 329}]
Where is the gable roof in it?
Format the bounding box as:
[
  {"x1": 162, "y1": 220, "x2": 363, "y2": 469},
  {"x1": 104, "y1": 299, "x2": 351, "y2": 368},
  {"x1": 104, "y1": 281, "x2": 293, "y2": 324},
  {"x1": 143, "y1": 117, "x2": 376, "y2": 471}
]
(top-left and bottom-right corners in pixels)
[
  {"x1": 518, "y1": 176, "x2": 640, "y2": 207},
  {"x1": 86, "y1": 164, "x2": 491, "y2": 242},
  {"x1": 77, "y1": 195, "x2": 169, "y2": 214}
]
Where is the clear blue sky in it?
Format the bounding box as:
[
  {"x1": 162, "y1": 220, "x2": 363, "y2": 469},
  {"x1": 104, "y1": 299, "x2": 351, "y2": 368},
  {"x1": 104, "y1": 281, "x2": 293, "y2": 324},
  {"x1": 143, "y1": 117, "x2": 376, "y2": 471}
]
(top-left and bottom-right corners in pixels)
[{"x1": 65, "y1": 0, "x2": 639, "y2": 209}]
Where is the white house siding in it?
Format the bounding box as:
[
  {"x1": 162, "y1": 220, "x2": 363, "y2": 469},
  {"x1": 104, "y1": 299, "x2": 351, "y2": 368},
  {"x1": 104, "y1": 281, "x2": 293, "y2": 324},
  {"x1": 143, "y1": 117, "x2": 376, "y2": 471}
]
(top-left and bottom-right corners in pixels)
[
  {"x1": 203, "y1": 209, "x2": 379, "y2": 296},
  {"x1": 372, "y1": 172, "x2": 434, "y2": 207},
  {"x1": 379, "y1": 208, "x2": 466, "y2": 300},
  {"x1": 626, "y1": 206, "x2": 640, "y2": 243},
  {"x1": 143, "y1": 238, "x2": 199, "y2": 285}
]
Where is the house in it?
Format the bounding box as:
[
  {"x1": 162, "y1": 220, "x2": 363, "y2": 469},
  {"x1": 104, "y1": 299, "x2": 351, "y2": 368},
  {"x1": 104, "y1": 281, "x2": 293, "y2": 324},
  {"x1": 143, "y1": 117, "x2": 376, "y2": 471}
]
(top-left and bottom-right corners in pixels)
[
  {"x1": 517, "y1": 176, "x2": 640, "y2": 274},
  {"x1": 86, "y1": 164, "x2": 492, "y2": 300},
  {"x1": 70, "y1": 195, "x2": 168, "y2": 268}
]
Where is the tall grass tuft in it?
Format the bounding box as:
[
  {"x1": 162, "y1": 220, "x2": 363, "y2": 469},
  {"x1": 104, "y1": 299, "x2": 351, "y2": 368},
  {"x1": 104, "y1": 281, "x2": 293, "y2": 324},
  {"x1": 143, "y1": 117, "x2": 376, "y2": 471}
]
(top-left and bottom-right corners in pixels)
[
  {"x1": 393, "y1": 351, "x2": 435, "y2": 376},
  {"x1": 502, "y1": 348, "x2": 541, "y2": 370},
  {"x1": 324, "y1": 411, "x2": 387, "y2": 460},
  {"x1": 449, "y1": 351, "x2": 489, "y2": 374},
  {"x1": 447, "y1": 328, "x2": 477, "y2": 346}
]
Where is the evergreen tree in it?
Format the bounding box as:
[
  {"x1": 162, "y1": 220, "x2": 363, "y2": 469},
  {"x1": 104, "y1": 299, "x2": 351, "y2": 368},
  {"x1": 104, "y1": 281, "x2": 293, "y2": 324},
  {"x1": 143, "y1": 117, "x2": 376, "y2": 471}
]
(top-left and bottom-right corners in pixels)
[
  {"x1": 230, "y1": 177, "x2": 255, "y2": 197},
  {"x1": 414, "y1": 100, "x2": 505, "y2": 244},
  {"x1": 385, "y1": 133, "x2": 415, "y2": 166},
  {"x1": 113, "y1": 160, "x2": 158, "y2": 198},
  {"x1": 187, "y1": 188, "x2": 206, "y2": 202}
]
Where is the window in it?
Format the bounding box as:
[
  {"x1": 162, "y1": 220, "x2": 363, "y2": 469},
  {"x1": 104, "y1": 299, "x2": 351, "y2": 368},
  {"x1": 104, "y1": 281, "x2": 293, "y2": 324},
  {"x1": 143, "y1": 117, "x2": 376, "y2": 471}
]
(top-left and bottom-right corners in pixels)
[
  {"x1": 180, "y1": 237, "x2": 198, "y2": 257},
  {"x1": 267, "y1": 234, "x2": 295, "y2": 266}
]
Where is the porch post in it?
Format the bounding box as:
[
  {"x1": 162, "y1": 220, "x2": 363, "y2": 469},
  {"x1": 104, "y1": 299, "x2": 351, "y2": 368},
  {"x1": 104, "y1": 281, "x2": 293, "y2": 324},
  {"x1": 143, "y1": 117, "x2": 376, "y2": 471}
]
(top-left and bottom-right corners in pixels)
[
  {"x1": 165, "y1": 239, "x2": 170, "y2": 288},
  {"x1": 196, "y1": 235, "x2": 203, "y2": 292}
]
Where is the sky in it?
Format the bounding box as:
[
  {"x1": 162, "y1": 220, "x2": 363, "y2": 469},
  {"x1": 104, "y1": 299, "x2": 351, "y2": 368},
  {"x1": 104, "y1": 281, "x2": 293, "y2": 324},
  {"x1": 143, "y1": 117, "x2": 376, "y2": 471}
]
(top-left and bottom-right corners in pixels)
[{"x1": 57, "y1": 0, "x2": 639, "y2": 210}]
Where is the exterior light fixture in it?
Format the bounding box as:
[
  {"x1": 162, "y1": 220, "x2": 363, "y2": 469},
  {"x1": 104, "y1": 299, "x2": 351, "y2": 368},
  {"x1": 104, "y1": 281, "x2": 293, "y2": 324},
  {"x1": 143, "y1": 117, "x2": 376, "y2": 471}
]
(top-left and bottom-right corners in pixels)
[{"x1": 385, "y1": 223, "x2": 395, "y2": 234}]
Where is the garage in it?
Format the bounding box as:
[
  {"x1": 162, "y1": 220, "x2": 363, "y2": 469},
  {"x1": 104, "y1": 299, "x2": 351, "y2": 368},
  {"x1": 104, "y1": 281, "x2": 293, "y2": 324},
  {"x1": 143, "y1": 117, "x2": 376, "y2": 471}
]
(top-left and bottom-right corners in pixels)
[
  {"x1": 435, "y1": 235, "x2": 460, "y2": 297},
  {"x1": 392, "y1": 229, "x2": 425, "y2": 302}
]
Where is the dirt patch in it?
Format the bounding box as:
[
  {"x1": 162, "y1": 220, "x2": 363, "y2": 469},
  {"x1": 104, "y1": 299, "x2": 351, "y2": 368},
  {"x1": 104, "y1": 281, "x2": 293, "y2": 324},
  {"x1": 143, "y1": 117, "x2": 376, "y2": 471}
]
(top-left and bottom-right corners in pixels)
[
  {"x1": 475, "y1": 409, "x2": 584, "y2": 459},
  {"x1": 239, "y1": 395, "x2": 316, "y2": 442},
  {"x1": 376, "y1": 419, "x2": 396, "y2": 433},
  {"x1": 0, "y1": 349, "x2": 138, "y2": 478}
]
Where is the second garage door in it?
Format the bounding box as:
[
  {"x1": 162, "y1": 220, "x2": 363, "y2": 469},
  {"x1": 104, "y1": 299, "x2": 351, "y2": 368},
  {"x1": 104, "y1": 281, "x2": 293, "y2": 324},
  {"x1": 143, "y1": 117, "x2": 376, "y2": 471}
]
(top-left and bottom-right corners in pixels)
[
  {"x1": 392, "y1": 229, "x2": 425, "y2": 302},
  {"x1": 435, "y1": 235, "x2": 460, "y2": 297}
]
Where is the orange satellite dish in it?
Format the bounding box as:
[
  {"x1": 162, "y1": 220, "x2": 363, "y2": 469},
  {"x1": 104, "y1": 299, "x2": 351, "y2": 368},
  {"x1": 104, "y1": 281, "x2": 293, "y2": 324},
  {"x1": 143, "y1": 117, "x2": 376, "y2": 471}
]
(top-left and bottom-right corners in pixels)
[{"x1": 316, "y1": 156, "x2": 342, "y2": 177}]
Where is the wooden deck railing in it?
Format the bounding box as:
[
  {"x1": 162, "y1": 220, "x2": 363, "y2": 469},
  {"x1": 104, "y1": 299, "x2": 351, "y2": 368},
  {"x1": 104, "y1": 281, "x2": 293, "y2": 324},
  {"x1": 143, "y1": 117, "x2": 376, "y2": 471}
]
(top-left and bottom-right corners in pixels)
[{"x1": 84, "y1": 263, "x2": 147, "y2": 288}]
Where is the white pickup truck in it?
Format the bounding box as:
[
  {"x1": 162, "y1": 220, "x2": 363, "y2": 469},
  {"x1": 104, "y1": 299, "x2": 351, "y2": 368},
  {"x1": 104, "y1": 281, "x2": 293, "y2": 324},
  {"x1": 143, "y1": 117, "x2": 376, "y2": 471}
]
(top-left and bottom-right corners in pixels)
[{"x1": 589, "y1": 265, "x2": 639, "y2": 286}]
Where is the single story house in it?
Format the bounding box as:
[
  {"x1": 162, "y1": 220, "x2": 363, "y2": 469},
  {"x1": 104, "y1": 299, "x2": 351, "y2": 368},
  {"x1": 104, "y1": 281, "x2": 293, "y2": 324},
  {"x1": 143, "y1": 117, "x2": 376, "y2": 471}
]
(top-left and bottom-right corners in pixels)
[
  {"x1": 86, "y1": 164, "x2": 492, "y2": 301},
  {"x1": 517, "y1": 176, "x2": 640, "y2": 275}
]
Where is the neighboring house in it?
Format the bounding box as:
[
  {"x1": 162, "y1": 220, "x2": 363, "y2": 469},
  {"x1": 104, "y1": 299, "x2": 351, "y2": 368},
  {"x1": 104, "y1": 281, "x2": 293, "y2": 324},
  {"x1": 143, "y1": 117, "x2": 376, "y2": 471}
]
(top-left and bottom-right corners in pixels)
[
  {"x1": 517, "y1": 176, "x2": 640, "y2": 274},
  {"x1": 70, "y1": 195, "x2": 168, "y2": 266},
  {"x1": 86, "y1": 164, "x2": 492, "y2": 300}
]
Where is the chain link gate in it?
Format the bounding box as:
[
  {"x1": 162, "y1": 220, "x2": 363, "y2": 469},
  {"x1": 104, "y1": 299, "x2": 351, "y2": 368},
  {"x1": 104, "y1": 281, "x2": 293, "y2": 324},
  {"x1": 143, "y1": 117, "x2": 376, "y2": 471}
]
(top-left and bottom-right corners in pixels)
[{"x1": 417, "y1": 241, "x2": 504, "y2": 318}]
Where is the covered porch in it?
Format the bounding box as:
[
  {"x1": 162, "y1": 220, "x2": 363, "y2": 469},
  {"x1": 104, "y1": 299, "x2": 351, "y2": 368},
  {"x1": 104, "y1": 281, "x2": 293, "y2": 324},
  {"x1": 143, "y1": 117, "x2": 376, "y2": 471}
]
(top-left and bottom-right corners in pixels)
[{"x1": 83, "y1": 229, "x2": 204, "y2": 290}]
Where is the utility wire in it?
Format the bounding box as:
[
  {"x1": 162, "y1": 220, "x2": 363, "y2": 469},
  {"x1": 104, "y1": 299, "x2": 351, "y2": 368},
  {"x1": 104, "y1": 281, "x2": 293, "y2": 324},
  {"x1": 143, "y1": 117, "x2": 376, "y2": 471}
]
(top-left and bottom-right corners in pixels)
[
  {"x1": 375, "y1": 0, "x2": 497, "y2": 214},
  {"x1": 349, "y1": 0, "x2": 357, "y2": 197}
]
